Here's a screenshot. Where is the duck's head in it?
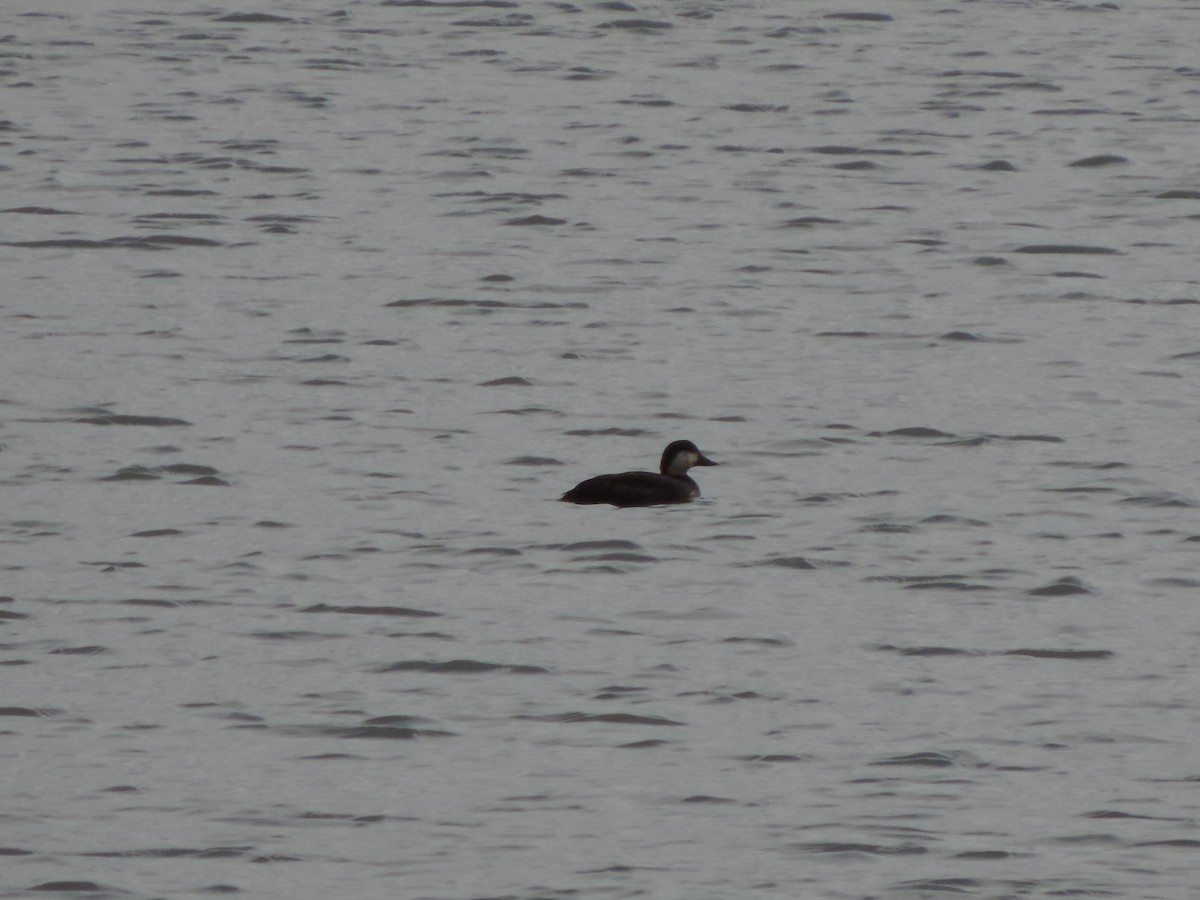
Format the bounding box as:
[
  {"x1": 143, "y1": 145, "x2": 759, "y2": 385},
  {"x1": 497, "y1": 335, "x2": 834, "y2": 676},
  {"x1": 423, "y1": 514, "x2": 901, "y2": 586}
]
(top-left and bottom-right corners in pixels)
[{"x1": 660, "y1": 440, "x2": 719, "y2": 476}]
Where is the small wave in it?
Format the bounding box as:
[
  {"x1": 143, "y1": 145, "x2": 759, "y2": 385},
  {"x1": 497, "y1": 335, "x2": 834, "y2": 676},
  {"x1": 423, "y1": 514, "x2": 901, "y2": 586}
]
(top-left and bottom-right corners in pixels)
[{"x1": 372, "y1": 659, "x2": 547, "y2": 674}]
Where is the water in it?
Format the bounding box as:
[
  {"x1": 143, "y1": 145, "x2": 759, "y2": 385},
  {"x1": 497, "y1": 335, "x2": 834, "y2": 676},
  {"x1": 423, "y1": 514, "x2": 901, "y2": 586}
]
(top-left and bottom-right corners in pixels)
[{"x1": 3, "y1": 1, "x2": 1200, "y2": 897}]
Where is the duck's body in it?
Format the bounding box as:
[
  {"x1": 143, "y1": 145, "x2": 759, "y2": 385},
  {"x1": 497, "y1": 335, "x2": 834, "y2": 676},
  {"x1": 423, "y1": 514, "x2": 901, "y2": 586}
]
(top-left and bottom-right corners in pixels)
[{"x1": 560, "y1": 440, "x2": 718, "y2": 507}]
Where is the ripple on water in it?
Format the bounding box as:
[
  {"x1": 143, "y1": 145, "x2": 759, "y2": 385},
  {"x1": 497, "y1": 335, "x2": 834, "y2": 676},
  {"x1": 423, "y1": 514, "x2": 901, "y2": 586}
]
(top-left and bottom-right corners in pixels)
[
  {"x1": 370, "y1": 659, "x2": 548, "y2": 674},
  {"x1": 300, "y1": 604, "x2": 442, "y2": 617},
  {"x1": 1025, "y1": 576, "x2": 1093, "y2": 596},
  {"x1": 70, "y1": 412, "x2": 192, "y2": 427}
]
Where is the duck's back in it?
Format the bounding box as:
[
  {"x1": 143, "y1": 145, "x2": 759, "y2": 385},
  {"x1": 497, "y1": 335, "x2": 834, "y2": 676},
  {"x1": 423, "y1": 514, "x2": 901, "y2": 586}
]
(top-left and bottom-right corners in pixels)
[{"x1": 560, "y1": 470, "x2": 697, "y2": 507}]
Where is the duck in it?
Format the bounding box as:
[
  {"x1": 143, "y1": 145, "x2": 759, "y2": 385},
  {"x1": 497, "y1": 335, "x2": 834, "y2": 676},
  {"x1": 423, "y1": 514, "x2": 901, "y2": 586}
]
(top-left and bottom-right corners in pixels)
[{"x1": 560, "y1": 440, "x2": 719, "y2": 507}]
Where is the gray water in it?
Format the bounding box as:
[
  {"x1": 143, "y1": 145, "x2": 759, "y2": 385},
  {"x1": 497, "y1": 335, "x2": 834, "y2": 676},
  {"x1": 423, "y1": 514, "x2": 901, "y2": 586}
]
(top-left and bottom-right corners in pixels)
[{"x1": 3, "y1": 1, "x2": 1200, "y2": 898}]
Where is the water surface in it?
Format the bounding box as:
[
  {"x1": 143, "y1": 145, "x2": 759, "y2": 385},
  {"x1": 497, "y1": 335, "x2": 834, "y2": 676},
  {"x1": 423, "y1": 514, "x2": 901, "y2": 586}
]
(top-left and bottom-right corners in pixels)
[{"x1": 3, "y1": 2, "x2": 1200, "y2": 898}]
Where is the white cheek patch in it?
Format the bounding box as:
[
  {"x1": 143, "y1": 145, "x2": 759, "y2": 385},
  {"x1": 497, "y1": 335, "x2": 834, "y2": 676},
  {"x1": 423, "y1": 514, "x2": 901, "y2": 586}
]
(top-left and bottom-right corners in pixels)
[{"x1": 668, "y1": 450, "x2": 698, "y2": 474}]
